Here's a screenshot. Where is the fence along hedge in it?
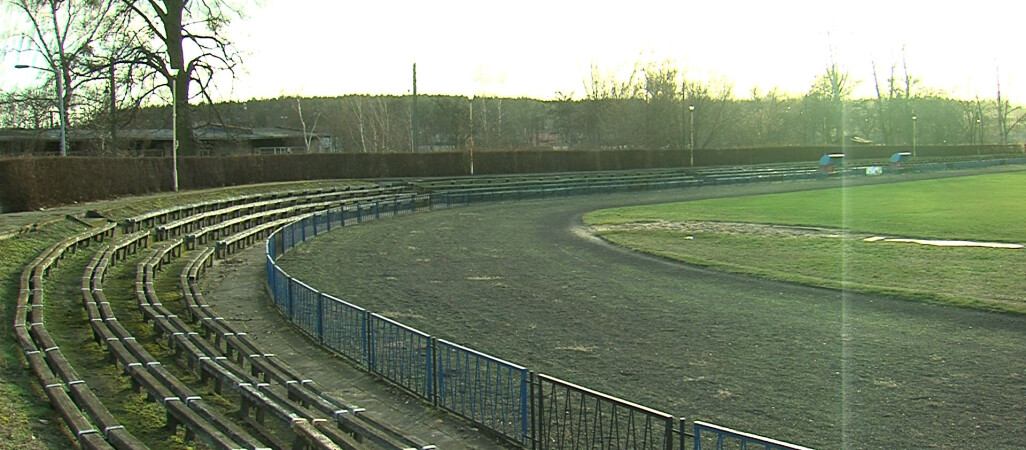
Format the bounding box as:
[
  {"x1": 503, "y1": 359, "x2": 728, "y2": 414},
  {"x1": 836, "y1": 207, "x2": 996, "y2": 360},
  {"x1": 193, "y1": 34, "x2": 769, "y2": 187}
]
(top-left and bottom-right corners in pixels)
[{"x1": 1, "y1": 145, "x2": 1020, "y2": 212}]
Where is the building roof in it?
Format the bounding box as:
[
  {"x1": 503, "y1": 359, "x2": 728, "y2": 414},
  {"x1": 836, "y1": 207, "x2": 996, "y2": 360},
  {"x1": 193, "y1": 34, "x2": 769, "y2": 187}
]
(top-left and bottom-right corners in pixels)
[{"x1": 0, "y1": 125, "x2": 328, "y2": 142}]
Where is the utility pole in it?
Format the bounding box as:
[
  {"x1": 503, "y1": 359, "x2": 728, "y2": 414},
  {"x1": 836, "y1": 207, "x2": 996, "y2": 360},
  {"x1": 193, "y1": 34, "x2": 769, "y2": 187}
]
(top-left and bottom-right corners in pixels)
[
  {"x1": 412, "y1": 63, "x2": 419, "y2": 152},
  {"x1": 469, "y1": 95, "x2": 475, "y2": 175}
]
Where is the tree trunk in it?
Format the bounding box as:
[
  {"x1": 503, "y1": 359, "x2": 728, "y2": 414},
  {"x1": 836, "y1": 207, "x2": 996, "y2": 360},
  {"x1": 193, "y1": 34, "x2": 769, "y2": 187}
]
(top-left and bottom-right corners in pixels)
[{"x1": 164, "y1": 0, "x2": 196, "y2": 155}]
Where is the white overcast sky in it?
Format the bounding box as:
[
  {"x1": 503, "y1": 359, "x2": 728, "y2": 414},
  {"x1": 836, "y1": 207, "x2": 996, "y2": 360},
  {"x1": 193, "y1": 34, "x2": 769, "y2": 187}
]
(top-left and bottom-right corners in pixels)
[{"x1": 2, "y1": 0, "x2": 1024, "y2": 102}]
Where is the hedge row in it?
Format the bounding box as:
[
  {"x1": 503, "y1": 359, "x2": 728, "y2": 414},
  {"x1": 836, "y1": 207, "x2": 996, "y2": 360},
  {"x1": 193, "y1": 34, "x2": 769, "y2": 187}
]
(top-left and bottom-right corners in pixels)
[{"x1": 1, "y1": 145, "x2": 1020, "y2": 212}]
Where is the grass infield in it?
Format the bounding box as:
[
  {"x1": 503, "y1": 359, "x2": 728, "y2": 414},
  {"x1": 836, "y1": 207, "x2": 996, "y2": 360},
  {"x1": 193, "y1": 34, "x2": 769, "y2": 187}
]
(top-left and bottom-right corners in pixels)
[{"x1": 585, "y1": 171, "x2": 1026, "y2": 314}]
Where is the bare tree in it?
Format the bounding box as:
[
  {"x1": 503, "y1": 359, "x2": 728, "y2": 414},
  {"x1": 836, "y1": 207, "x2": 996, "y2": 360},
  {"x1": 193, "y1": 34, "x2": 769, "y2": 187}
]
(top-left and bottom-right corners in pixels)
[
  {"x1": 295, "y1": 97, "x2": 320, "y2": 152},
  {"x1": 118, "y1": 0, "x2": 243, "y2": 155},
  {"x1": 994, "y1": 66, "x2": 1025, "y2": 145},
  {"x1": 641, "y1": 61, "x2": 681, "y2": 149},
  {"x1": 7, "y1": 0, "x2": 121, "y2": 154},
  {"x1": 683, "y1": 75, "x2": 736, "y2": 149},
  {"x1": 871, "y1": 61, "x2": 894, "y2": 144}
]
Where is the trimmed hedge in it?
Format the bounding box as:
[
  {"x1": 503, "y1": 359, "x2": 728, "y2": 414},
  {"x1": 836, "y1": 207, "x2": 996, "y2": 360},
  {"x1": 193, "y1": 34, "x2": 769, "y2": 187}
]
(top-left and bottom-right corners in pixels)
[{"x1": 0, "y1": 145, "x2": 1020, "y2": 212}]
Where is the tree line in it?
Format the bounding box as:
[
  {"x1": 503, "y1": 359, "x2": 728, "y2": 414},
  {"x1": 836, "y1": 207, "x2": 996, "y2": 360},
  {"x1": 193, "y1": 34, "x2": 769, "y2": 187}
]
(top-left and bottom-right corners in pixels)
[
  {"x1": 2, "y1": 1, "x2": 1023, "y2": 155},
  {"x1": 127, "y1": 61, "x2": 1026, "y2": 155}
]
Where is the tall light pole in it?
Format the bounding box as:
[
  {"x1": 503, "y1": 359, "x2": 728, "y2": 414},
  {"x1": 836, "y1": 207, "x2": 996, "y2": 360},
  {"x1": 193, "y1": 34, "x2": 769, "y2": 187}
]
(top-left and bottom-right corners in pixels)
[
  {"x1": 411, "y1": 63, "x2": 419, "y2": 152},
  {"x1": 976, "y1": 117, "x2": 982, "y2": 155},
  {"x1": 680, "y1": 86, "x2": 686, "y2": 162},
  {"x1": 688, "y1": 104, "x2": 696, "y2": 167},
  {"x1": 171, "y1": 69, "x2": 180, "y2": 192},
  {"x1": 468, "y1": 95, "x2": 475, "y2": 175},
  {"x1": 15, "y1": 63, "x2": 67, "y2": 156},
  {"x1": 911, "y1": 114, "x2": 918, "y2": 158}
]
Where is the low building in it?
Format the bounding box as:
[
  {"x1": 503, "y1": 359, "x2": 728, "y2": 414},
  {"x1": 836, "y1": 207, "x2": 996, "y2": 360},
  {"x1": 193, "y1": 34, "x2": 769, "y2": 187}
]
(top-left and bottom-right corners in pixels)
[{"x1": 0, "y1": 125, "x2": 335, "y2": 156}]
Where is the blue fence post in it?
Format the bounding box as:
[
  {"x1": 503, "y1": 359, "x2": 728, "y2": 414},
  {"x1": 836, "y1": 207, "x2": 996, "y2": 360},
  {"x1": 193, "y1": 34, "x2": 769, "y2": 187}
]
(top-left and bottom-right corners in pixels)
[
  {"x1": 535, "y1": 371, "x2": 542, "y2": 450},
  {"x1": 287, "y1": 277, "x2": 295, "y2": 320},
  {"x1": 365, "y1": 310, "x2": 374, "y2": 373},
  {"x1": 266, "y1": 255, "x2": 274, "y2": 295},
  {"x1": 428, "y1": 337, "x2": 436, "y2": 404},
  {"x1": 374, "y1": 201, "x2": 380, "y2": 219},
  {"x1": 521, "y1": 370, "x2": 529, "y2": 444},
  {"x1": 356, "y1": 204, "x2": 362, "y2": 223},
  {"x1": 317, "y1": 293, "x2": 325, "y2": 345}
]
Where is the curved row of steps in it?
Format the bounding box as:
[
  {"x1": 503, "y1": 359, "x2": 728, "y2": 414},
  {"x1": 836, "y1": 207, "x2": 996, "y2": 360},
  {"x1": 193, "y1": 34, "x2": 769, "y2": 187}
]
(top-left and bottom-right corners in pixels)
[
  {"x1": 12, "y1": 223, "x2": 142, "y2": 449},
  {"x1": 14, "y1": 185, "x2": 436, "y2": 449}
]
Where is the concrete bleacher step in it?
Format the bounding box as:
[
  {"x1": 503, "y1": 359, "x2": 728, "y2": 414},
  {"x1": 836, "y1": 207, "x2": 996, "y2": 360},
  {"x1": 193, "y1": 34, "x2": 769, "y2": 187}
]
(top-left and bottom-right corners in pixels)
[{"x1": 21, "y1": 184, "x2": 437, "y2": 449}]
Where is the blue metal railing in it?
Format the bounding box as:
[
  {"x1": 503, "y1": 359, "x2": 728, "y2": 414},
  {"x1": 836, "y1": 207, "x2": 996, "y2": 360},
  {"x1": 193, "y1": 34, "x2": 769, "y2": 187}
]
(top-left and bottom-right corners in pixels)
[
  {"x1": 368, "y1": 313, "x2": 434, "y2": 399},
  {"x1": 693, "y1": 422, "x2": 812, "y2": 450},
  {"x1": 320, "y1": 293, "x2": 368, "y2": 364},
  {"x1": 436, "y1": 338, "x2": 529, "y2": 444},
  {"x1": 290, "y1": 278, "x2": 319, "y2": 333},
  {"x1": 534, "y1": 373, "x2": 675, "y2": 450}
]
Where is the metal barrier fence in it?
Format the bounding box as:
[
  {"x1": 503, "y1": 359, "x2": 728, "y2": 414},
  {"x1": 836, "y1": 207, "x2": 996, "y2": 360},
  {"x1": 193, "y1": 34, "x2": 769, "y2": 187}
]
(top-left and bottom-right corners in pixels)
[
  {"x1": 258, "y1": 160, "x2": 1026, "y2": 448},
  {"x1": 322, "y1": 293, "x2": 368, "y2": 364},
  {"x1": 533, "y1": 373, "x2": 676, "y2": 450},
  {"x1": 436, "y1": 339, "x2": 529, "y2": 443},
  {"x1": 692, "y1": 422, "x2": 813, "y2": 450},
  {"x1": 368, "y1": 313, "x2": 434, "y2": 399}
]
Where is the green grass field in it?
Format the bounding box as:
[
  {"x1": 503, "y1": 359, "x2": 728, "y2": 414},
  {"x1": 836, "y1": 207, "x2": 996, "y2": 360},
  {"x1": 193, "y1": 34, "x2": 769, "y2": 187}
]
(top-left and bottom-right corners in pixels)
[{"x1": 585, "y1": 172, "x2": 1026, "y2": 313}]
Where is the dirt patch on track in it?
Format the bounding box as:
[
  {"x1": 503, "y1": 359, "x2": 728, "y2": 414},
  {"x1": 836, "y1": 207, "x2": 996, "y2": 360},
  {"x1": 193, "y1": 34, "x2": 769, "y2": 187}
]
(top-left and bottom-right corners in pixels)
[{"x1": 590, "y1": 220, "x2": 864, "y2": 239}]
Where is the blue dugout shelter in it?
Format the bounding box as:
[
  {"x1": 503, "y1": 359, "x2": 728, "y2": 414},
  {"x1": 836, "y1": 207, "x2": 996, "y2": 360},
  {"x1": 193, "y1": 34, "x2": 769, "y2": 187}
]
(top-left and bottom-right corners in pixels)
[{"x1": 818, "y1": 153, "x2": 844, "y2": 173}]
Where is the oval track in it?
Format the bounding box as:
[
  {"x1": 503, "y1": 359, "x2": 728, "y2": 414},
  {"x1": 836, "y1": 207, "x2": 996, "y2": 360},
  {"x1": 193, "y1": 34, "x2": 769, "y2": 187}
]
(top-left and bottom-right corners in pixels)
[{"x1": 278, "y1": 178, "x2": 1026, "y2": 449}]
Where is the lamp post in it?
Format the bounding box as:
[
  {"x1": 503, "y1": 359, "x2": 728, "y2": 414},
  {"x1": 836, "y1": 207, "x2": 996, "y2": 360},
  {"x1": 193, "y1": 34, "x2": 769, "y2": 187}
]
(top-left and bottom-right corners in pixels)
[
  {"x1": 171, "y1": 69, "x2": 180, "y2": 192},
  {"x1": 468, "y1": 95, "x2": 475, "y2": 175},
  {"x1": 911, "y1": 114, "x2": 918, "y2": 158},
  {"x1": 15, "y1": 63, "x2": 67, "y2": 156},
  {"x1": 976, "y1": 117, "x2": 982, "y2": 155},
  {"x1": 688, "y1": 104, "x2": 696, "y2": 167}
]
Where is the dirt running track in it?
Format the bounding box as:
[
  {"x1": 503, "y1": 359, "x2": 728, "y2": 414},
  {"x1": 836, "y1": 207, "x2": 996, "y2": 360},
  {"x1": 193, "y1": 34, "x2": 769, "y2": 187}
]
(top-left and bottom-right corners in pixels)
[{"x1": 269, "y1": 173, "x2": 1026, "y2": 450}]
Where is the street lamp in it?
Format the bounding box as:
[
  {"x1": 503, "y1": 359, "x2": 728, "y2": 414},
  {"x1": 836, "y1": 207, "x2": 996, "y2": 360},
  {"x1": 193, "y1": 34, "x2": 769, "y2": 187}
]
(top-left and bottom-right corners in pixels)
[
  {"x1": 976, "y1": 117, "x2": 984, "y2": 148},
  {"x1": 171, "y1": 69, "x2": 180, "y2": 192},
  {"x1": 15, "y1": 63, "x2": 67, "y2": 156},
  {"x1": 688, "y1": 104, "x2": 696, "y2": 167},
  {"x1": 976, "y1": 117, "x2": 982, "y2": 154},
  {"x1": 911, "y1": 114, "x2": 918, "y2": 158}
]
